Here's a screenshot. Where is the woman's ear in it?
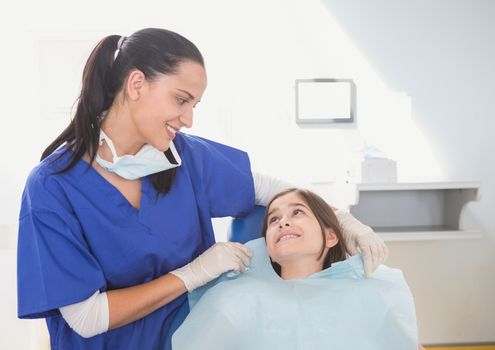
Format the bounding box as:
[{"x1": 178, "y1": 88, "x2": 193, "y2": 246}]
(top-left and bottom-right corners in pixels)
[
  {"x1": 125, "y1": 70, "x2": 146, "y2": 101},
  {"x1": 324, "y1": 228, "x2": 339, "y2": 249}
]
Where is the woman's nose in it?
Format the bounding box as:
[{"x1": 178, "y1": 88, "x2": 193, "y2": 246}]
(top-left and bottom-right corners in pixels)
[{"x1": 179, "y1": 108, "x2": 193, "y2": 128}]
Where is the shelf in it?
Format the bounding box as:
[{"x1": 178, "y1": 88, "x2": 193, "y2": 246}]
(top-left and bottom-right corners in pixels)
[
  {"x1": 350, "y1": 181, "x2": 481, "y2": 242},
  {"x1": 376, "y1": 229, "x2": 482, "y2": 242},
  {"x1": 356, "y1": 181, "x2": 480, "y2": 193}
]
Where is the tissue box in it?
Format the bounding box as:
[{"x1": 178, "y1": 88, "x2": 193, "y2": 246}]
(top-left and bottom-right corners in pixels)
[{"x1": 361, "y1": 159, "x2": 397, "y2": 183}]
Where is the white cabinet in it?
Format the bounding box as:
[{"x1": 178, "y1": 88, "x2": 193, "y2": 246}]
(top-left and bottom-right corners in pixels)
[{"x1": 349, "y1": 182, "x2": 481, "y2": 241}]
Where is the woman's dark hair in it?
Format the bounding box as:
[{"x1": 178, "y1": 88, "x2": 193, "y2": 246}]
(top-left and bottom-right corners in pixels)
[
  {"x1": 41, "y1": 28, "x2": 204, "y2": 194},
  {"x1": 261, "y1": 188, "x2": 348, "y2": 276}
]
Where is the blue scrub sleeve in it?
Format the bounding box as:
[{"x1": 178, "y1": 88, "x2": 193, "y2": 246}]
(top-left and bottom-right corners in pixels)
[
  {"x1": 17, "y1": 209, "x2": 107, "y2": 319},
  {"x1": 183, "y1": 135, "x2": 255, "y2": 218}
]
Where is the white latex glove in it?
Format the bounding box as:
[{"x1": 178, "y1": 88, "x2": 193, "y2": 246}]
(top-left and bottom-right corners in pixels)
[
  {"x1": 335, "y1": 209, "x2": 389, "y2": 277},
  {"x1": 170, "y1": 242, "x2": 253, "y2": 292}
]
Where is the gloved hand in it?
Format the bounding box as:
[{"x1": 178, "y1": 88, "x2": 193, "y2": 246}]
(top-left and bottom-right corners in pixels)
[
  {"x1": 170, "y1": 242, "x2": 253, "y2": 292},
  {"x1": 335, "y1": 209, "x2": 389, "y2": 277}
]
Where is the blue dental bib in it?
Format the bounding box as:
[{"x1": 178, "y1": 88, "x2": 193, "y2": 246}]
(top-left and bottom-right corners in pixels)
[{"x1": 172, "y1": 238, "x2": 418, "y2": 350}]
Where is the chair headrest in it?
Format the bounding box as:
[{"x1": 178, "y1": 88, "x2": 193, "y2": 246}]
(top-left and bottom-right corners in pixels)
[{"x1": 228, "y1": 205, "x2": 266, "y2": 243}]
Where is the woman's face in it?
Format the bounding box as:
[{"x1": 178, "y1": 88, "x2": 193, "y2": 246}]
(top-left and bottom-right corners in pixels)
[
  {"x1": 265, "y1": 192, "x2": 336, "y2": 267},
  {"x1": 128, "y1": 60, "x2": 207, "y2": 152}
]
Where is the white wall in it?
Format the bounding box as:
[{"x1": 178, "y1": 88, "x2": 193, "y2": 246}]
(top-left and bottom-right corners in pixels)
[
  {"x1": 1, "y1": 0, "x2": 494, "y2": 347},
  {"x1": 319, "y1": 0, "x2": 495, "y2": 344}
]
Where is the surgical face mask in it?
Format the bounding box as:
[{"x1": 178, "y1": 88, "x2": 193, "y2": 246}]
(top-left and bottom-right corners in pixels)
[{"x1": 95, "y1": 129, "x2": 181, "y2": 180}]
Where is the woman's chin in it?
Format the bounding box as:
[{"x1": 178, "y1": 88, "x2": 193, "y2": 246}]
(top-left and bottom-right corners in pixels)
[{"x1": 152, "y1": 139, "x2": 171, "y2": 152}]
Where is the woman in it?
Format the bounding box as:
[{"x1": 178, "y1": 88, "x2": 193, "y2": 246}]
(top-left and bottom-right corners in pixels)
[
  {"x1": 172, "y1": 188, "x2": 419, "y2": 350},
  {"x1": 17, "y1": 28, "x2": 387, "y2": 349}
]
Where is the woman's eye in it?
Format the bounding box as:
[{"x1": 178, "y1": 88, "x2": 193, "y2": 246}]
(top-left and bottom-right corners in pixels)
[
  {"x1": 176, "y1": 97, "x2": 187, "y2": 105},
  {"x1": 268, "y1": 216, "x2": 279, "y2": 224}
]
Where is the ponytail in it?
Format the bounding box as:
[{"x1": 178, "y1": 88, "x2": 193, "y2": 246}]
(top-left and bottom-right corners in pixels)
[
  {"x1": 42, "y1": 35, "x2": 120, "y2": 170},
  {"x1": 41, "y1": 28, "x2": 204, "y2": 194}
]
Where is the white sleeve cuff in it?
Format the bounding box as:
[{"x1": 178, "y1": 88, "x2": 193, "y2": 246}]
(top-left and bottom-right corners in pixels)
[
  {"x1": 59, "y1": 290, "x2": 109, "y2": 338},
  {"x1": 252, "y1": 172, "x2": 294, "y2": 206}
]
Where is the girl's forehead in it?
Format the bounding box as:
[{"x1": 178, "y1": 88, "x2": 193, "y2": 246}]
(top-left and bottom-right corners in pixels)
[
  {"x1": 274, "y1": 192, "x2": 303, "y2": 203},
  {"x1": 269, "y1": 192, "x2": 308, "y2": 211}
]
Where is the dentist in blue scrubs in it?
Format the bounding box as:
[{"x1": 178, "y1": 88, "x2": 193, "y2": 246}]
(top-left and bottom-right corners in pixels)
[{"x1": 17, "y1": 28, "x2": 388, "y2": 349}]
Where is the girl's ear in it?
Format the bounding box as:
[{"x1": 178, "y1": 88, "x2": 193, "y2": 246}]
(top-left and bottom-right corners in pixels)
[{"x1": 324, "y1": 228, "x2": 339, "y2": 249}]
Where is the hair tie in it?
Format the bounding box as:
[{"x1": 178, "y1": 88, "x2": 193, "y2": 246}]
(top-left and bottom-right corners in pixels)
[
  {"x1": 114, "y1": 36, "x2": 127, "y2": 61},
  {"x1": 117, "y1": 36, "x2": 127, "y2": 50}
]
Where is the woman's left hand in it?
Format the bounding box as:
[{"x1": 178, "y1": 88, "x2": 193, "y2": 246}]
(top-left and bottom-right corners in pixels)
[{"x1": 335, "y1": 210, "x2": 389, "y2": 277}]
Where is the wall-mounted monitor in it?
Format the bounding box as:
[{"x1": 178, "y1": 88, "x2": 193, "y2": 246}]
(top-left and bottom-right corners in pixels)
[{"x1": 295, "y1": 78, "x2": 356, "y2": 124}]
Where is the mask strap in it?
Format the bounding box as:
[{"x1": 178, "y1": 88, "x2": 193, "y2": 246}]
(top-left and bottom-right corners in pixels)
[
  {"x1": 168, "y1": 141, "x2": 182, "y2": 165},
  {"x1": 99, "y1": 129, "x2": 119, "y2": 162}
]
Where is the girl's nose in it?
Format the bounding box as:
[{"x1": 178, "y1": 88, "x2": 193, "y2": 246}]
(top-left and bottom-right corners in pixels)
[{"x1": 279, "y1": 217, "x2": 291, "y2": 228}]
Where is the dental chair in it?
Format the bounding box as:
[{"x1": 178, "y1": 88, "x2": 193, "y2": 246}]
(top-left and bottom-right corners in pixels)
[{"x1": 228, "y1": 205, "x2": 266, "y2": 243}]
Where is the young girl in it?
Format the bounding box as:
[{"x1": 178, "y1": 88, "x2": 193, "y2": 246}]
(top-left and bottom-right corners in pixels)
[{"x1": 172, "y1": 188, "x2": 419, "y2": 350}]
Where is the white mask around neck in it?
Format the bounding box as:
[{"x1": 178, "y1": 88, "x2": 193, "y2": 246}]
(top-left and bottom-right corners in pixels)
[{"x1": 95, "y1": 129, "x2": 181, "y2": 180}]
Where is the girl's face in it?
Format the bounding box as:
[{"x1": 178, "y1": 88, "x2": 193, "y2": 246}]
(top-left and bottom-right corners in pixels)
[
  {"x1": 128, "y1": 60, "x2": 207, "y2": 152},
  {"x1": 265, "y1": 192, "x2": 338, "y2": 268}
]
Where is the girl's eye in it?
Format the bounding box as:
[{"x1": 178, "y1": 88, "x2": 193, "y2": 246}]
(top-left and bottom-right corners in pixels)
[
  {"x1": 293, "y1": 209, "x2": 304, "y2": 216},
  {"x1": 268, "y1": 216, "x2": 279, "y2": 224}
]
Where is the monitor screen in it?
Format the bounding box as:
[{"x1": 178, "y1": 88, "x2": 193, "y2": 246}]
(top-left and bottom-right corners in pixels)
[{"x1": 296, "y1": 79, "x2": 355, "y2": 124}]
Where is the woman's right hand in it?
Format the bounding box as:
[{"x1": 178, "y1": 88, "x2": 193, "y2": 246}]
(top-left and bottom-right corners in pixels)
[{"x1": 170, "y1": 242, "x2": 253, "y2": 291}]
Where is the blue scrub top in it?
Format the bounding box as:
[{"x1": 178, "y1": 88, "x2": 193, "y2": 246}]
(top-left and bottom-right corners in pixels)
[{"x1": 17, "y1": 132, "x2": 255, "y2": 350}]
